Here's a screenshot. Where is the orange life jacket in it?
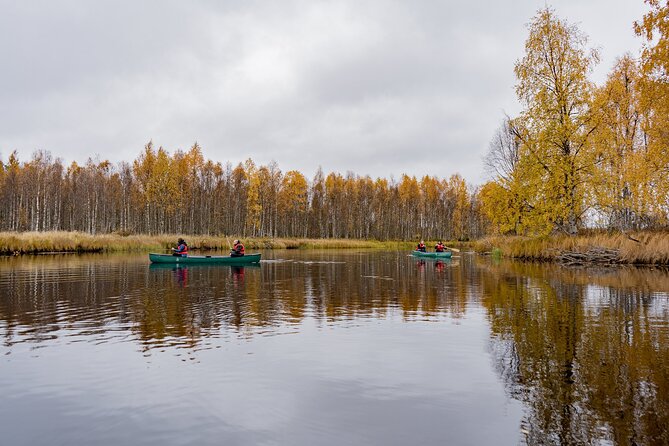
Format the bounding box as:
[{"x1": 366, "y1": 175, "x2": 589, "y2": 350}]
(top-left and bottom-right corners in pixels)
[
  {"x1": 234, "y1": 243, "x2": 245, "y2": 254},
  {"x1": 177, "y1": 243, "x2": 189, "y2": 255}
]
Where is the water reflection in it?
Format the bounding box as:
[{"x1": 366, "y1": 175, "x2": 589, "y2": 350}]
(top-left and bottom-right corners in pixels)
[
  {"x1": 479, "y1": 260, "x2": 669, "y2": 445},
  {"x1": 0, "y1": 252, "x2": 668, "y2": 444},
  {"x1": 0, "y1": 252, "x2": 471, "y2": 349}
]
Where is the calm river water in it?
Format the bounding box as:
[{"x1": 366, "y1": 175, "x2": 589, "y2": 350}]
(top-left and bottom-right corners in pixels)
[{"x1": 1, "y1": 250, "x2": 668, "y2": 445}]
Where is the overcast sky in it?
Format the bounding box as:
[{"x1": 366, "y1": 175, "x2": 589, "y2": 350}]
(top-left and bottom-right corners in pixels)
[{"x1": 0, "y1": 0, "x2": 649, "y2": 183}]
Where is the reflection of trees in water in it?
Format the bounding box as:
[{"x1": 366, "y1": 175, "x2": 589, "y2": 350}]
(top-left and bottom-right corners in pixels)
[
  {"x1": 244, "y1": 255, "x2": 472, "y2": 324},
  {"x1": 3, "y1": 254, "x2": 669, "y2": 444},
  {"x1": 480, "y1": 261, "x2": 669, "y2": 445},
  {"x1": 0, "y1": 259, "x2": 136, "y2": 346},
  {"x1": 0, "y1": 254, "x2": 472, "y2": 349}
]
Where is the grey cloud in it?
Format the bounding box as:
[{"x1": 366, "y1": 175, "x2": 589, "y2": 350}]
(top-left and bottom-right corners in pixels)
[{"x1": 0, "y1": 0, "x2": 648, "y2": 183}]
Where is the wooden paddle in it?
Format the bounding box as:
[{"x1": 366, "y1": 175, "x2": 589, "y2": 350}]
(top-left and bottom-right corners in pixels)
[{"x1": 226, "y1": 237, "x2": 233, "y2": 251}]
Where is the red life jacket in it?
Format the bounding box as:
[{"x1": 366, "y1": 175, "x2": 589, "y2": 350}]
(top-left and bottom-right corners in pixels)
[
  {"x1": 234, "y1": 243, "x2": 245, "y2": 254},
  {"x1": 177, "y1": 243, "x2": 189, "y2": 255},
  {"x1": 417, "y1": 243, "x2": 426, "y2": 251},
  {"x1": 435, "y1": 244, "x2": 444, "y2": 252}
]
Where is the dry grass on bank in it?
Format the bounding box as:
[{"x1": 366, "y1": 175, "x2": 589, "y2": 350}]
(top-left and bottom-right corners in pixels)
[
  {"x1": 474, "y1": 231, "x2": 669, "y2": 265},
  {"x1": 0, "y1": 232, "x2": 168, "y2": 254},
  {"x1": 0, "y1": 231, "x2": 422, "y2": 255}
]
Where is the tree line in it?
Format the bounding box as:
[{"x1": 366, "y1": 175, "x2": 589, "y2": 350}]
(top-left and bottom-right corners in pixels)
[
  {"x1": 0, "y1": 143, "x2": 485, "y2": 240},
  {"x1": 480, "y1": 3, "x2": 669, "y2": 235}
]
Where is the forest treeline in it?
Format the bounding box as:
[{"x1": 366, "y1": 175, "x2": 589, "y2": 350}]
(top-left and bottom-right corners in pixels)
[
  {"x1": 481, "y1": 3, "x2": 669, "y2": 236},
  {"x1": 0, "y1": 144, "x2": 485, "y2": 240}
]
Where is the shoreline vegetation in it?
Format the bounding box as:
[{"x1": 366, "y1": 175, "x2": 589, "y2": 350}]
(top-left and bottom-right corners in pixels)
[
  {"x1": 474, "y1": 232, "x2": 669, "y2": 266},
  {"x1": 0, "y1": 231, "x2": 427, "y2": 255},
  {"x1": 2, "y1": 230, "x2": 669, "y2": 266}
]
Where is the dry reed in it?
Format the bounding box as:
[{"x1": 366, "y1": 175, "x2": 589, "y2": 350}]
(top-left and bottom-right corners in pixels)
[
  {"x1": 0, "y1": 232, "x2": 423, "y2": 255},
  {"x1": 474, "y1": 231, "x2": 669, "y2": 265}
]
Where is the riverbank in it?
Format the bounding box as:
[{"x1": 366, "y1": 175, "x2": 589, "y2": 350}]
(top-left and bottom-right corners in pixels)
[
  {"x1": 474, "y1": 232, "x2": 669, "y2": 265},
  {"x1": 5, "y1": 231, "x2": 668, "y2": 264},
  {"x1": 0, "y1": 231, "x2": 433, "y2": 255}
]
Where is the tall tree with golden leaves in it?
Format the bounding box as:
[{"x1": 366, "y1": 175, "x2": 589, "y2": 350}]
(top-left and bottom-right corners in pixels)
[
  {"x1": 635, "y1": 0, "x2": 669, "y2": 227},
  {"x1": 514, "y1": 8, "x2": 599, "y2": 234},
  {"x1": 591, "y1": 55, "x2": 650, "y2": 229},
  {"x1": 244, "y1": 159, "x2": 261, "y2": 237},
  {"x1": 279, "y1": 170, "x2": 309, "y2": 237}
]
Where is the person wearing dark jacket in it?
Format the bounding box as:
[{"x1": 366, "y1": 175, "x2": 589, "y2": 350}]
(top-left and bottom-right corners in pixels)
[
  {"x1": 416, "y1": 240, "x2": 427, "y2": 252},
  {"x1": 231, "y1": 240, "x2": 245, "y2": 257}
]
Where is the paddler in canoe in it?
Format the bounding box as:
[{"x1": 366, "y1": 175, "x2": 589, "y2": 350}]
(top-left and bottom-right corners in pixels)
[
  {"x1": 412, "y1": 240, "x2": 453, "y2": 259},
  {"x1": 230, "y1": 239, "x2": 245, "y2": 257},
  {"x1": 172, "y1": 238, "x2": 189, "y2": 257}
]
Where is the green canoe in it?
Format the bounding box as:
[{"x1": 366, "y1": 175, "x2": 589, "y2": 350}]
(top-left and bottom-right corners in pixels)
[
  {"x1": 149, "y1": 253, "x2": 261, "y2": 264},
  {"x1": 411, "y1": 250, "x2": 452, "y2": 259}
]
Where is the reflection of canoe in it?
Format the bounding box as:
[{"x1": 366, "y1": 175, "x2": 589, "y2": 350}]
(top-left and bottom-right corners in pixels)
[
  {"x1": 411, "y1": 250, "x2": 452, "y2": 259},
  {"x1": 149, "y1": 253, "x2": 261, "y2": 264},
  {"x1": 149, "y1": 262, "x2": 261, "y2": 270}
]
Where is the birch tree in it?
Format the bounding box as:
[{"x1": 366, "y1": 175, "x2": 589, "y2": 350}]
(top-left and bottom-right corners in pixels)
[{"x1": 514, "y1": 8, "x2": 599, "y2": 234}]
